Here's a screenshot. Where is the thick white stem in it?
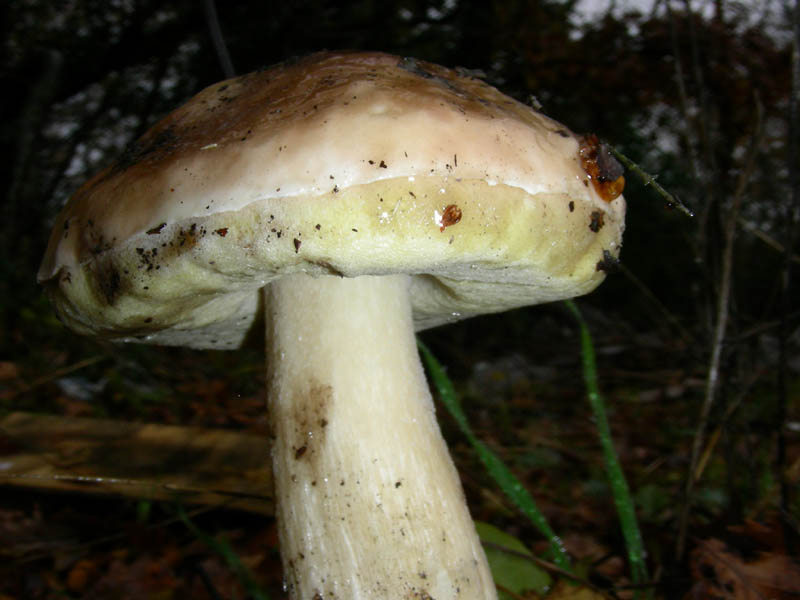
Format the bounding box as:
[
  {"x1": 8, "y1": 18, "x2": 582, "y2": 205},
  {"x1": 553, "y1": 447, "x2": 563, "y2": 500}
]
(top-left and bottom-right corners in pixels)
[{"x1": 265, "y1": 273, "x2": 496, "y2": 599}]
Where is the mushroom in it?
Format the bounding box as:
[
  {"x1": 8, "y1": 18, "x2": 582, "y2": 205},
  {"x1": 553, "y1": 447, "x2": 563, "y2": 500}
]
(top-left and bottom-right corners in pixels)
[{"x1": 38, "y1": 51, "x2": 625, "y2": 599}]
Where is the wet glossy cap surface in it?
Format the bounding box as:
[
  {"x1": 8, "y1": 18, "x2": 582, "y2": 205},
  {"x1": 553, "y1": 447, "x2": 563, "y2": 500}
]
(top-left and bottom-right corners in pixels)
[{"x1": 39, "y1": 51, "x2": 625, "y2": 349}]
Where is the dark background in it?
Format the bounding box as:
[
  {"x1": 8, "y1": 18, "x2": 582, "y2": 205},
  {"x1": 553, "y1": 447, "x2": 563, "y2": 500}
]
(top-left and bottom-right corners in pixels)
[{"x1": 1, "y1": 0, "x2": 798, "y2": 598}]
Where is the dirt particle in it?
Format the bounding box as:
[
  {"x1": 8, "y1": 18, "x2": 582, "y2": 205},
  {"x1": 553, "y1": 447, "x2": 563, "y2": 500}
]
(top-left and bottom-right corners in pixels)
[
  {"x1": 589, "y1": 210, "x2": 605, "y2": 232},
  {"x1": 439, "y1": 204, "x2": 462, "y2": 232},
  {"x1": 93, "y1": 261, "x2": 122, "y2": 305},
  {"x1": 283, "y1": 383, "x2": 333, "y2": 477},
  {"x1": 596, "y1": 249, "x2": 619, "y2": 273}
]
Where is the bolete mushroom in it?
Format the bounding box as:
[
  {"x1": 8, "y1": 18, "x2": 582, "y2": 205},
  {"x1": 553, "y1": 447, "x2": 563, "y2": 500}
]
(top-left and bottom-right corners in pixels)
[{"x1": 38, "y1": 51, "x2": 625, "y2": 599}]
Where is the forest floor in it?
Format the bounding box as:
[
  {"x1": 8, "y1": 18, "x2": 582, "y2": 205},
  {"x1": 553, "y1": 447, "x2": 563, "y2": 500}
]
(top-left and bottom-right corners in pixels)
[{"x1": 1, "y1": 301, "x2": 798, "y2": 599}]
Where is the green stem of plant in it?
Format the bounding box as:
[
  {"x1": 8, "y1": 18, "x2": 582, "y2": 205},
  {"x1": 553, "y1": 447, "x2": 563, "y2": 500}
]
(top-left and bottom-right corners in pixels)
[
  {"x1": 564, "y1": 300, "x2": 650, "y2": 596},
  {"x1": 418, "y1": 340, "x2": 572, "y2": 573},
  {"x1": 177, "y1": 505, "x2": 270, "y2": 600},
  {"x1": 607, "y1": 143, "x2": 694, "y2": 218}
]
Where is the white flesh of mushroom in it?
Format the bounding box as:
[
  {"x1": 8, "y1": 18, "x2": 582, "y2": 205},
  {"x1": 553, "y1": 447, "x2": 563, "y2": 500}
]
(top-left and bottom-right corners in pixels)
[{"x1": 266, "y1": 273, "x2": 497, "y2": 599}]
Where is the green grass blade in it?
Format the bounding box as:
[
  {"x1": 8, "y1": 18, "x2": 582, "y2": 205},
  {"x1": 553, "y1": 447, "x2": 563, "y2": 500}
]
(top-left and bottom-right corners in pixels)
[
  {"x1": 564, "y1": 300, "x2": 650, "y2": 593},
  {"x1": 178, "y1": 506, "x2": 270, "y2": 600},
  {"x1": 418, "y1": 340, "x2": 572, "y2": 572}
]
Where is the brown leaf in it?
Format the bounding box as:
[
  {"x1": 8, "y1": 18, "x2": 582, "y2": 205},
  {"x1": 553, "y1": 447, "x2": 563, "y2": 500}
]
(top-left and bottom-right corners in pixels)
[
  {"x1": 87, "y1": 553, "x2": 180, "y2": 599},
  {"x1": 688, "y1": 538, "x2": 800, "y2": 599},
  {"x1": 66, "y1": 558, "x2": 99, "y2": 593},
  {"x1": 546, "y1": 580, "x2": 607, "y2": 599},
  {"x1": 0, "y1": 362, "x2": 19, "y2": 380}
]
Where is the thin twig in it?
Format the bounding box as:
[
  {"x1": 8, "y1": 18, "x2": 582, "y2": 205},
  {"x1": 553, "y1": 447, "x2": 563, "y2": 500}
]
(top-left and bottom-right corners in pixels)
[
  {"x1": 679, "y1": 0, "x2": 722, "y2": 245},
  {"x1": 203, "y1": 0, "x2": 235, "y2": 78},
  {"x1": 616, "y1": 261, "x2": 695, "y2": 344},
  {"x1": 729, "y1": 310, "x2": 800, "y2": 344},
  {"x1": 0, "y1": 472, "x2": 271, "y2": 504},
  {"x1": 693, "y1": 367, "x2": 765, "y2": 481},
  {"x1": 9, "y1": 503, "x2": 219, "y2": 567},
  {"x1": 676, "y1": 94, "x2": 764, "y2": 558},
  {"x1": 665, "y1": 0, "x2": 702, "y2": 189},
  {"x1": 608, "y1": 146, "x2": 694, "y2": 217},
  {"x1": 777, "y1": 0, "x2": 800, "y2": 555},
  {"x1": 737, "y1": 217, "x2": 800, "y2": 264},
  {"x1": 6, "y1": 354, "x2": 108, "y2": 400}
]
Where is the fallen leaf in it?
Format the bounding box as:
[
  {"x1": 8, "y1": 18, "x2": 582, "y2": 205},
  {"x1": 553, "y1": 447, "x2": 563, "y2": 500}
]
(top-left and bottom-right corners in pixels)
[
  {"x1": 476, "y1": 521, "x2": 552, "y2": 599},
  {"x1": 688, "y1": 538, "x2": 800, "y2": 599},
  {"x1": 0, "y1": 362, "x2": 19, "y2": 380},
  {"x1": 547, "y1": 580, "x2": 607, "y2": 599},
  {"x1": 66, "y1": 558, "x2": 98, "y2": 593}
]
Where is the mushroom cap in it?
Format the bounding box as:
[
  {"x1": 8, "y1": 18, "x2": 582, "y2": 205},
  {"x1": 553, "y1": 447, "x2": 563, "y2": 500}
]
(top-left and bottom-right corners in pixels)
[{"x1": 39, "y1": 51, "x2": 625, "y2": 349}]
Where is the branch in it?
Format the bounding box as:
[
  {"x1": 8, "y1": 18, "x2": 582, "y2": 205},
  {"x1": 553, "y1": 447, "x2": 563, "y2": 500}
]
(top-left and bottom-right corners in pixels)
[
  {"x1": 608, "y1": 145, "x2": 694, "y2": 217},
  {"x1": 203, "y1": 0, "x2": 236, "y2": 78},
  {"x1": 676, "y1": 94, "x2": 764, "y2": 558}
]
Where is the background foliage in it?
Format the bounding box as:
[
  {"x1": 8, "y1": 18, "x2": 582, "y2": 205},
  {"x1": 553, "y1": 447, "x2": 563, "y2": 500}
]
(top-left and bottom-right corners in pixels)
[{"x1": 1, "y1": 0, "x2": 798, "y2": 598}]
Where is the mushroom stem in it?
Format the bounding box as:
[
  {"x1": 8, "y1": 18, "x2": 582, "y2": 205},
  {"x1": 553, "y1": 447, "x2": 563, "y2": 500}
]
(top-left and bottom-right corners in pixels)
[{"x1": 265, "y1": 273, "x2": 496, "y2": 600}]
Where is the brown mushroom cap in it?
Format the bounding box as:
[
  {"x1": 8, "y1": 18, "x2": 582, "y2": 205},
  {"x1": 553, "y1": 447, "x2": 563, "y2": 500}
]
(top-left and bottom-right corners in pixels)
[{"x1": 38, "y1": 51, "x2": 625, "y2": 349}]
